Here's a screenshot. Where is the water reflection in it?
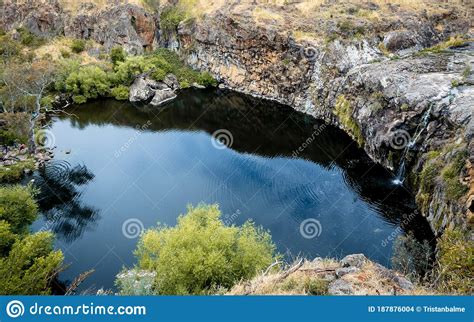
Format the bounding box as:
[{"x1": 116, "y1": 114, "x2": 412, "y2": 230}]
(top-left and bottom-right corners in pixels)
[
  {"x1": 60, "y1": 90, "x2": 433, "y2": 242},
  {"x1": 32, "y1": 160, "x2": 99, "y2": 242}
]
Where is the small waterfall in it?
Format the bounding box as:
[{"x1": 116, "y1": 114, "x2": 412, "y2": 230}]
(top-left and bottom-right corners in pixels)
[{"x1": 393, "y1": 105, "x2": 433, "y2": 185}]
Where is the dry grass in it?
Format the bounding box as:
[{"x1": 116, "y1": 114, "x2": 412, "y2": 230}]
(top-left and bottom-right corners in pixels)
[
  {"x1": 33, "y1": 38, "x2": 104, "y2": 65},
  {"x1": 229, "y1": 258, "x2": 433, "y2": 295},
  {"x1": 253, "y1": 7, "x2": 285, "y2": 24},
  {"x1": 229, "y1": 258, "x2": 338, "y2": 295}
]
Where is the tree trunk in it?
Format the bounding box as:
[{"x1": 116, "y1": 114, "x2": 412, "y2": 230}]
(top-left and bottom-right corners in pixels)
[
  {"x1": 27, "y1": 95, "x2": 42, "y2": 154},
  {"x1": 27, "y1": 117, "x2": 36, "y2": 154}
]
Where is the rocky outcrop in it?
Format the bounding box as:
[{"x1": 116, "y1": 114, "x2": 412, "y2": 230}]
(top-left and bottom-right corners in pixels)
[
  {"x1": 65, "y1": 3, "x2": 157, "y2": 54},
  {"x1": 229, "y1": 254, "x2": 418, "y2": 295},
  {"x1": 0, "y1": 1, "x2": 157, "y2": 54},
  {"x1": 129, "y1": 74, "x2": 177, "y2": 106}
]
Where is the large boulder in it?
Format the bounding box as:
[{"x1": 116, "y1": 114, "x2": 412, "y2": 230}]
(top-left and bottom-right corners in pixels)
[
  {"x1": 340, "y1": 254, "x2": 367, "y2": 268},
  {"x1": 129, "y1": 75, "x2": 177, "y2": 106},
  {"x1": 129, "y1": 77, "x2": 159, "y2": 103},
  {"x1": 328, "y1": 279, "x2": 354, "y2": 295},
  {"x1": 383, "y1": 31, "x2": 417, "y2": 52},
  {"x1": 149, "y1": 89, "x2": 177, "y2": 106},
  {"x1": 163, "y1": 74, "x2": 180, "y2": 91}
]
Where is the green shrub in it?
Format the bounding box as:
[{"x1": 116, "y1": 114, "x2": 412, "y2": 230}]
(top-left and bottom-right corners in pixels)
[
  {"x1": 70, "y1": 39, "x2": 86, "y2": 53},
  {"x1": 65, "y1": 65, "x2": 112, "y2": 103},
  {"x1": 0, "y1": 221, "x2": 17, "y2": 256},
  {"x1": 198, "y1": 72, "x2": 217, "y2": 87},
  {"x1": 441, "y1": 149, "x2": 468, "y2": 201},
  {"x1": 110, "y1": 46, "x2": 126, "y2": 65},
  {"x1": 60, "y1": 49, "x2": 71, "y2": 58},
  {"x1": 0, "y1": 231, "x2": 63, "y2": 295},
  {"x1": 0, "y1": 185, "x2": 63, "y2": 295},
  {"x1": 160, "y1": 7, "x2": 186, "y2": 38},
  {"x1": 17, "y1": 27, "x2": 45, "y2": 47},
  {"x1": 436, "y1": 229, "x2": 474, "y2": 294},
  {"x1": 334, "y1": 95, "x2": 364, "y2": 146},
  {"x1": 114, "y1": 54, "x2": 172, "y2": 84},
  {"x1": 54, "y1": 58, "x2": 82, "y2": 92},
  {"x1": 304, "y1": 277, "x2": 329, "y2": 295},
  {"x1": 131, "y1": 204, "x2": 277, "y2": 295},
  {"x1": 111, "y1": 85, "x2": 129, "y2": 100},
  {"x1": 0, "y1": 185, "x2": 38, "y2": 233},
  {"x1": 0, "y1": 160, "x2": 35, "y2": 183},
  {"x1": 0, "y1": 35, "x2": 21, "y2": 61},
  {"x1": 0, "y1": 130, "x2": 20, "y2": 146}
]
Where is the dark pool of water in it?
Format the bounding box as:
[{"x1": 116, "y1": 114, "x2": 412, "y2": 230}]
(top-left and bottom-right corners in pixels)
[{"x1": 30, "y1": 89, "x2": 434, "y2": 293}]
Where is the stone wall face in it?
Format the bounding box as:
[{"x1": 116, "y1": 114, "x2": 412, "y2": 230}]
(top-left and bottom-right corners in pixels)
[
  {"x1": 180, "y1": 13, "x2": 473, "y2": 237},
  {"x1": 0, "y1": 1, "x2": 158, "y2": 54}
]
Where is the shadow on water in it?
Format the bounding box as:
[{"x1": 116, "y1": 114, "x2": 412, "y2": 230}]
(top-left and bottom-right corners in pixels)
[
  {"x1": 31, "y1": 160, "x2": 99, "y2": 243},
  {"x1": 35, "y1": 88, "x2": 435, "y2": 291}
]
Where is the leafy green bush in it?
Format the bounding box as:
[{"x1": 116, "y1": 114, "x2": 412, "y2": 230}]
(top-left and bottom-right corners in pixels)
[
  {"x1": 60, "y1": 49, "x2": 71, "y2": 58},
  {"x1": 65, "y1": 65, "x2": 112, "y2": 103},
  {"x1": 160, "y1": 7, "x2": 186, "y2": 38},
  {"x1": 131, "y1": 204, "x2": 277, "y2": 295},
  {"x1": 0, "y1": 159, "x2": 35, "y2": 183},
  {"x1": 334, "y1": 95, "x2": 364, "y2": 146},
  {"x1": 0, "y1": 231, "x2": 63, "y2": 295},
  {"x1": 0, "y1": 35, "x2": 21, "y2": 61},
  {"x1": 16, "y1": 27, "x2": 45, "y2": 47},
  {"x1": 304, "y1": 277, "x2": 329, "y2": 295},
  {"x1": 441, "y1": 149, "x2": 468, "y2": 201},
  {"x1": 70, "y1": 39, "x2": 86, "y2": 53},
  {"x1": 0, "y1": 221, "x2": 17, "y2": 256},
  {"x1": 54, "y1": 58, "x2": 82, "y2": 92},
  {"x1": 0, "y1": 185, "x2": 63, "y2": 295},
  {"x1": 111, "y1": 85, "x2": 129, "y2": 100},
  {"x1": 52, "y1": 49, "x2": 215, "y2": 104},
  {"x1": 110, "y1": 46, "x2": 126, "y2": 65},
  {"x1": 0, "y1": 130, "x2": 20, "y2": 146},
  {"x1": 436, "y1": 229, "x2": 474, "y2": 294},
  {"x1": 114, "y1": 54, "x2": 171, "y2": 84},
  {"x1": 0, "y1": 185, "x2": 38, "y2": 232},
  {"x1": 198, "y1": 72, "x2": 218, "y2": 87}
]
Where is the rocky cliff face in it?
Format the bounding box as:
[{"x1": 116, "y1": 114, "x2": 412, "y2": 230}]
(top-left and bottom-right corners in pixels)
[
  {"x1": 178, "y1": 7, "x2": 473, "y2": 237},
  {"x1": 0, "y1": 0, "x2": 158, "y2": 54},
  {"x1": 1, "y1": 0, "x2": 472, "y2": 237}
]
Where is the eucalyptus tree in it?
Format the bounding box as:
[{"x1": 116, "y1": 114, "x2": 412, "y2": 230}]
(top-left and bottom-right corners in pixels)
[{"x1": 1, "y1": 60, "x2": 57, "y2": 152}]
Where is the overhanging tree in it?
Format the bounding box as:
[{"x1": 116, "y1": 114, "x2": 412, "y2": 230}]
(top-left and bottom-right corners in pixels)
[{"x1": 1, "y1": 60, "x2": 56, "y2": 152}]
